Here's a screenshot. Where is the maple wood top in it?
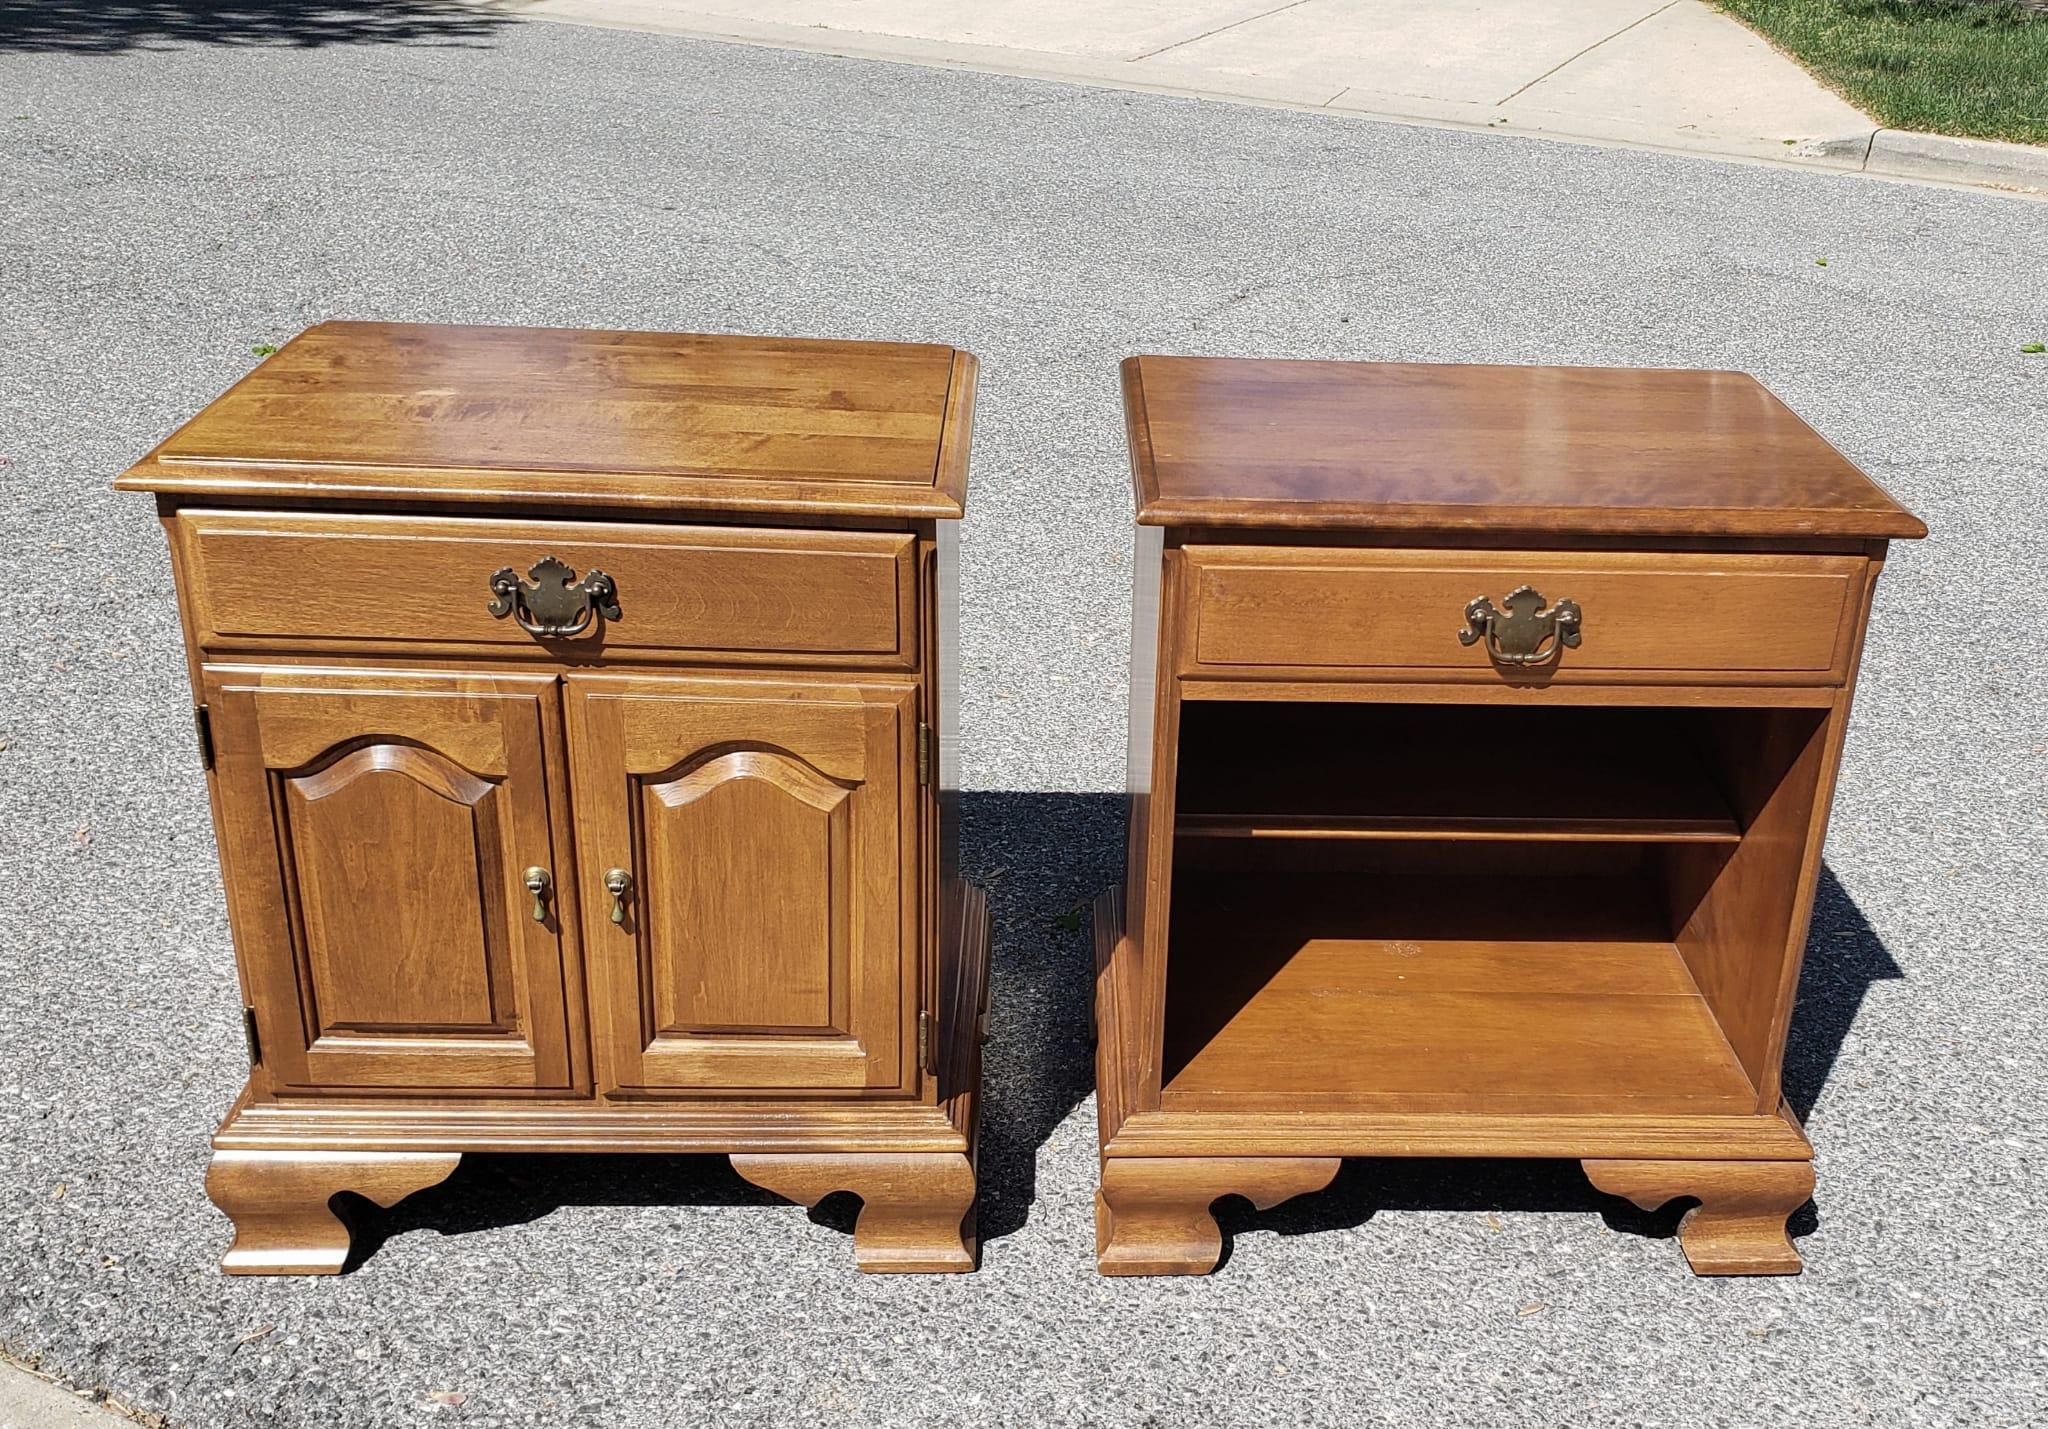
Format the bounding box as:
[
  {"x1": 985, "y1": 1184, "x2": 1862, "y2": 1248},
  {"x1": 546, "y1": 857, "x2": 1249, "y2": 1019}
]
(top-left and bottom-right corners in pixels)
[
  {"x1": 1122, "y1": 357, "x2": 1925, "y2": 540},
  {"x1": 119, "y1": 321, "x2": 976, "y2": 519}
]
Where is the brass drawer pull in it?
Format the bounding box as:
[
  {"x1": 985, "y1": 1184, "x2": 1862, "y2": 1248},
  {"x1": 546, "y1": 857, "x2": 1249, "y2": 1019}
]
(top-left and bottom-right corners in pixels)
[
  {"x1": 487, "y1": 556, "x2": 620, "y2": 638},
  {"x1": 604, "y1": 868, "x2": 633, "y2": 925},
  {"x1": 522, "y1": 866, "x2": 552, "y2": 923},
  {"x1": 1458, "y1": 585, "x2": 1582, "y2": 666}
]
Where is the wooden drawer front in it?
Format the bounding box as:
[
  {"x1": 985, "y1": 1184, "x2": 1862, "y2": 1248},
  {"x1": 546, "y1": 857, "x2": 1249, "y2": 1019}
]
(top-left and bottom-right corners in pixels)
[
  {"x1": 1184, "y1": 548, "x2": 1865, "y2": 682},
  {"x1": 176, "y1": 511, "x2": 914, "y2": 667}
]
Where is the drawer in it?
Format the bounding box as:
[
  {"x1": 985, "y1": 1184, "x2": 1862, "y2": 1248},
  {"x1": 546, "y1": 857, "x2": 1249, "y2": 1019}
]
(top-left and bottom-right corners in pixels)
[
  {"x1": 175, "y1": 511, "x2": 915, "y2": 667},
  {"x1": 1182, "y1": 547, "x2": 1868, "y2": 683}
]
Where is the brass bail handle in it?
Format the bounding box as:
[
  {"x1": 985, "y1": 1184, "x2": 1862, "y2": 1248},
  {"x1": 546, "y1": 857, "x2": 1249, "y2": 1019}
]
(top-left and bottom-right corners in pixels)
[
  {"x1": 1458, "y1": 585, "x2": 1583, "y2": 667},
  {"x1": 488, "y1": 555, "x2": 621, "y2": 638},
  {"x1": 604, "y1": 868, "x2": 633, "y2": 925},
  {"x1": 522, "y1": 866, "x2": 552, "y2": 923}
]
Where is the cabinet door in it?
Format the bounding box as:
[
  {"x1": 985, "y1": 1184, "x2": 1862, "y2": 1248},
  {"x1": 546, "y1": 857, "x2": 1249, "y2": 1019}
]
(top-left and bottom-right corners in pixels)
[
  {"x1": 204, "y1": 669, "x2": 576, "y2": 1092},
  {"x1": 565, "y1": 675, "x2": 915, "y2": 1094}
]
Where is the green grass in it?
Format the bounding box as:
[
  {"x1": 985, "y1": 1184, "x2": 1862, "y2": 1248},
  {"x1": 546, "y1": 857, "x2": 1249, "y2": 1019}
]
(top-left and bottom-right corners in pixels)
[{"x1": 1718, "y1": 0, "x2": 2048, "y2": 145}]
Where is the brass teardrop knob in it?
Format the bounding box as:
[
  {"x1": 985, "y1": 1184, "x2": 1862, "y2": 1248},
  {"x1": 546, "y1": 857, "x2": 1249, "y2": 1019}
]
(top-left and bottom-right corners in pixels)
[
  {"x1": 522, "y1": 866, "x2": 552, "y2": 923},
  {"x1": 604, "y1": 868, "x2": 633, "y2": 924}
]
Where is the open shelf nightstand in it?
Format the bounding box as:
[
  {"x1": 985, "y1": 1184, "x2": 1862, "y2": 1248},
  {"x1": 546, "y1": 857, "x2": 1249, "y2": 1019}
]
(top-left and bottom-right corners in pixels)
[{"x1": 1094, "y1": 357, "x2": 1924, "y2": 1277}]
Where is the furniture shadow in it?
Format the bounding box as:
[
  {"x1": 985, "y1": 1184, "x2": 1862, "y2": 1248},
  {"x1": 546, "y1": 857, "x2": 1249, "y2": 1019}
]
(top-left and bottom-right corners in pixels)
[
  {"x1": 340, "y1": 790, "x2": 1123, "y2": 1264},
  {"x1": 343, "y1": 1153, "x2": 794, "y2": 1271},
  {"x1": 958, "y1": 790, "x2": 1127, "y2": 1243},
  {"x1": 1781, "y1": 865, "x2": 1904, "y2": 1122},
  {"x1": 1217, "y1": 864, "x2": 1899, "y2": 1265},
  {"x1": 1219, "y1": 1156, "x2": 1824, "y2": 1270},
  {"x1": 0, "y1": 1, "x2": 510, "y2": 56}
]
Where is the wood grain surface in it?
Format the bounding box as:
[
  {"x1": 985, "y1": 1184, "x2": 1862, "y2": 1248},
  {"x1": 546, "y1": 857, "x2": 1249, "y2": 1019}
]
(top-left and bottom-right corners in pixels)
[
  {"x1": 1123, "y1": 357, "x2": 1926, "y2": 538},
  {"x1": 120, "y1": 321, "x2": 975, "y2": 518},
  {"x1": 1157, "y1": 869, "x2": 1758, "y2": 1115},
  {"x1": 203, "y1": 668, "x2": 578, "y2": 1093},
  {"x1": 1183, "y1": 546, "x2": 1864, "y2": 681},
  {"x1": 1585, "y1": 1157, "x2": 1817, "y2": 1274},
  {"x1": 204, "y1": 1149, "x2": 461, "y2": 1275},
  {"x1": 176, "y1": 510, "x2": 915, "y2": 667},
  {"x1": 564, "y1": 674, "x2": 915, "y2": 1096}
]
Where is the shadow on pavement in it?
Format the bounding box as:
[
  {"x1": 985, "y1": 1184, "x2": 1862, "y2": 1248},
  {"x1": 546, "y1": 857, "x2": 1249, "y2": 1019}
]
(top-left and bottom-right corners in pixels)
[
  {"x1": 1781, "y1": 865, "x2": 1905, "y2": 1122},
  {"x1": 1215, "y1": 1157, "x2": 1704, "y2": 1271},
  {"x1": 0, "y1": 1, "x2": 510, "y2": 55},
  {"x1": 344, "y1": 1153, "x2": 787, "y2": 1272},
  {"x1": 957, "y1": 791, "x2": 1125, "y2": 1241},
  {"x1": 340, "y1": 790, "x2": 1124, "y2": 1267}
]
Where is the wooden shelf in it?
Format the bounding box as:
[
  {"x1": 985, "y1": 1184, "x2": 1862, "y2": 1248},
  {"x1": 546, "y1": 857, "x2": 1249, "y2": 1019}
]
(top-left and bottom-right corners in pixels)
[
  {"x1": 1176, "y1": 812, "x2": 1739, "y2": 843},
  {"x1": 1174, "y1": 702, "x2": 1740, "y2": 845},
  {"x1": 1160, "y1": 872, "x2": 1757, "y2": 1116}
]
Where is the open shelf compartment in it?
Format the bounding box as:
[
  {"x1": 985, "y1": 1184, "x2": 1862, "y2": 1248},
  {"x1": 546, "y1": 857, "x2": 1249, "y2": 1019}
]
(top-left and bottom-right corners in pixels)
[
  {"x1": 1176, "y1": 702, "x2": 1742, "y2": 843},
  {"x1": 1161, "y1": 701, "x2": 1831, "y2": 1117},
  {"x1": 1160, "y1": 860, "x2": 1754, "y2": 1114}
]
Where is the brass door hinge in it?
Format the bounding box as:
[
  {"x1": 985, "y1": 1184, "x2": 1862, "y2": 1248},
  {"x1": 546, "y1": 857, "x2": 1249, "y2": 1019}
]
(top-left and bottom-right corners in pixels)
[
  {"x1": 916, "y1": 722, "x2": 932, "y2": 787},
  {"x1": 240, "y1": 1006, "x2": 262, "y2": 1067},
  {"x1": 917, "y1": 1009, "x2": 932, "y2": 1073},
  {"x1": 194, "y1": 704, "x2": 216, "y2": 771}
]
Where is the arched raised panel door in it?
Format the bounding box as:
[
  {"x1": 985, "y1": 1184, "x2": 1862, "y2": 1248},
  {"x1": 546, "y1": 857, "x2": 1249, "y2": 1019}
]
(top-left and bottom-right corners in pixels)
[
  {"x1": 565, "y1": 676, "x2": 916, "y2": 1094},
  {"x1": 202, "y1": 669, "x2": 577, "y2": 1092}
]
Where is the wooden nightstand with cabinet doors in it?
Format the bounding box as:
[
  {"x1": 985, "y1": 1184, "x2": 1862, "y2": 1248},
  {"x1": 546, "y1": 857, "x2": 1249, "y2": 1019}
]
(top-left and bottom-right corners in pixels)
[
  {"x1": 1094, "y1": 356, "x2": 1924, "y2": 1277},
  {"x1": 119, "y1": 321, "x2": 988, "y2": 1274}
]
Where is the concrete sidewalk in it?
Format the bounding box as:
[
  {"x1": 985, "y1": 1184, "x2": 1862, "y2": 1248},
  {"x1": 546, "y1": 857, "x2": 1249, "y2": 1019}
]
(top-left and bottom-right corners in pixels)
[
  {"x1": 477, "y1": 0, "x2": 2048, "y2": 192},
  {"x1": 482, "y1": 0, "x2": 1867, "y2": 158},
  {"x1": 0, "y1": 1362, "x2": 130, "y2": 1428}
]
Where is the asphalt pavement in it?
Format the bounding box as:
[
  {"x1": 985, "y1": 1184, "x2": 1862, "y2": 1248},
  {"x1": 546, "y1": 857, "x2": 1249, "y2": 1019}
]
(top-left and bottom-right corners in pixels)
[{"x1": 1, "y1": 11, "x2": 2044, "y2": 1427}]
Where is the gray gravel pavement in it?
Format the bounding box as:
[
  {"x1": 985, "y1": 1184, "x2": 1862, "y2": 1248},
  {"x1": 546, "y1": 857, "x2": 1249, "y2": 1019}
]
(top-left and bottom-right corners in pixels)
[{"x1": 3, "y1": 11, "x2": 2045, "y2": 1428}]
